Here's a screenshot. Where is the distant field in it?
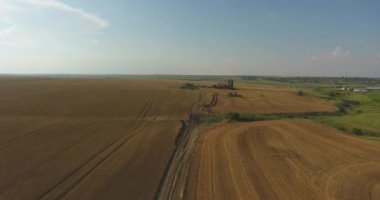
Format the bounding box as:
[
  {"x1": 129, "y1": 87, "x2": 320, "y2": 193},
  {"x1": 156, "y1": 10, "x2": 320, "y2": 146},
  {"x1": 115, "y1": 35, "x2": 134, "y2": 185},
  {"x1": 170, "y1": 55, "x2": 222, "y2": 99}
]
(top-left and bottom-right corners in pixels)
[
  {"x1": 314, "y1": 92, "x2": 380, "y2": 137},
  {"x1": 202, "y1": 82, "x2": 336, "y2": 114},
  {"x1": 238, "y1": 78, "x2": 380, "y2": 138},
  {"x1": 186, "y1": 120, "x2": 380, "y2": 200},
  {"x1": 0, "y1": 78, "x2": 197, "y2": 199}
]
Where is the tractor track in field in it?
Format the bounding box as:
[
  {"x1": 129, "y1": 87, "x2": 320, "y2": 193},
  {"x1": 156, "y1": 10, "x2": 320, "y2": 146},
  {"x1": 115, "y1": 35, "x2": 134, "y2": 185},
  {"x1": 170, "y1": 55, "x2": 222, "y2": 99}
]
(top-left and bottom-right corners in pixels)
[
  {"x1": 39, "y1": 99, "x2": 162, "y2": 200},
  {"x1": 0, "y1": 118, "x2": 68, "y2": 150},
  {"x1": 0, "y1": 99, "x2": 153, "y2": 151},
  {"x1": 0, "y1": 79, "x2": 200, "y2": 200},
  {"x1": 206, "y1": 93, "x2": 218, "y2": 107},
  {"x1": 1, "y1": 121, "x2": 111, "y2": 187},
  {"x1": 202, "y1": 93, "x2": 218, "y2": 114}
]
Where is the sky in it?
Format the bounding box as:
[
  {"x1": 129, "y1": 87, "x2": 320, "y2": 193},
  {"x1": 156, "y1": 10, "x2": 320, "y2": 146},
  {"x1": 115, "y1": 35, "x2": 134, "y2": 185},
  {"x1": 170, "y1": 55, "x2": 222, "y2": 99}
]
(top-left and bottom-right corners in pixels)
[{"x1": 0, "y1": 0, "x2": 379, "y2": 77}]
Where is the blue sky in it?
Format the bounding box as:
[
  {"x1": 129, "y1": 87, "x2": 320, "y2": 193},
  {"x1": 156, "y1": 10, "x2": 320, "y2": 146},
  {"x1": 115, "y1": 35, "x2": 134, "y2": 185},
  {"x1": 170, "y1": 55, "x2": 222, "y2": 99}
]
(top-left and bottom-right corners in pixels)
[{"x1": 0, "y1": 0, "x2": 379, "y2": 76}]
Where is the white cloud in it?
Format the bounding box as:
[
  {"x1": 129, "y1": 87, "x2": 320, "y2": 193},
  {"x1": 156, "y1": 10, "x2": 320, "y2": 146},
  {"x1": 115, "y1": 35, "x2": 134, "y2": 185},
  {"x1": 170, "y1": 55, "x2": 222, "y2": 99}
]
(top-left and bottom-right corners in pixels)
[
  {"x1": 0, "y1": 0, "x2": 17, "y2": 11},
  {"x1": 331, "y1": 46, "x2": 351, "y2": 59},
  {"x1": 311, "y1": 46, "x2": 352, "y2": 61},
  {"x1": 225, "y1": 56, "x2": 237, "y2": 64},
  {"x1": 0, "y1": 24, "x2": 34, "y2": 46},
  {"x1": 0, "y1": 26, "x2": 15, "y2": 41},
  {"x1": 0, "y1": 40, "x2": 18, "y2": 46},
  {"x1": 89, "y1": 39, "x2": 100, "y2": 45},
  {"x1": 32, "y1": 54, "x2": 55, "y2": 62},
  {"x1": 24, "y1": 0, "x2": 109, "y2": 28},
  {"x1": 0, "y1": 0, "x2": 109, "y2": 46}
]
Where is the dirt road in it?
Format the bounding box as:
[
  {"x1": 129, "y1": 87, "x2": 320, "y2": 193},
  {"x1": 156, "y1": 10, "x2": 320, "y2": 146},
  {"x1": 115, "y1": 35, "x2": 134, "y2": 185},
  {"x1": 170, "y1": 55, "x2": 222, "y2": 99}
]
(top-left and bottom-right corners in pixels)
[{"x1": 156, "y1": 91, "x2": 204, "y2": 200}]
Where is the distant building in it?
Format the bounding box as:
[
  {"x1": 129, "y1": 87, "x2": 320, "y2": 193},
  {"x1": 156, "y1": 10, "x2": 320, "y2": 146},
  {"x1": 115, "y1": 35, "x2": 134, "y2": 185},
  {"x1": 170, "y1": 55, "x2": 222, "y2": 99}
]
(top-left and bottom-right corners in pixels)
[
  {"x1": 352, "y1": 86, "x2": 380, "y2": 92},
  {"x1": 212, "y1": 79, "x2": 234, "y2": 89},
  {"x1": 366, "y1": 87, "x2": 380, "y2": 91},
  {"x1": 340, "y1": 87, "x2": 353, "y2": 91},
  {"x1": 353, "y1": 88, "x2": 367, "y2": 92}
]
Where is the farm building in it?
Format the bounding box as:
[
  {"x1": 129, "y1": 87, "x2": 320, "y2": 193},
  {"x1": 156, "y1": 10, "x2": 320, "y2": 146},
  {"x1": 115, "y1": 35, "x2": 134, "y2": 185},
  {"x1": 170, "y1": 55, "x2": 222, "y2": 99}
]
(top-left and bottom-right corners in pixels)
[
  {"x1": 212, "y1": 79, "x2": 234, "y2": 89},
  {"x1": 353, "y1": 86, "x2": 380, "y2": 92}
]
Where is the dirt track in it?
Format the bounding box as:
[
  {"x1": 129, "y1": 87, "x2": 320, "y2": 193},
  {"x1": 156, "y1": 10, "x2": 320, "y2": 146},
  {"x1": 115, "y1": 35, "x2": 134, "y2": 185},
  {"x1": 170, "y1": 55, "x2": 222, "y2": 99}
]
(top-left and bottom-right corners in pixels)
[{"x1": 185, "y1": 119, "x2": 380, "y2": 200}]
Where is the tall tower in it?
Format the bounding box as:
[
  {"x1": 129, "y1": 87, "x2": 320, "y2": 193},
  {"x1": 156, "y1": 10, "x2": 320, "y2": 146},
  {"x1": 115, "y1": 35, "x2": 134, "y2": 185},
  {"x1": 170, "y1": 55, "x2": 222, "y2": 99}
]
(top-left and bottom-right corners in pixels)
[{"x1": 227, "y1": 79, "x2": 234, "y2": 89}]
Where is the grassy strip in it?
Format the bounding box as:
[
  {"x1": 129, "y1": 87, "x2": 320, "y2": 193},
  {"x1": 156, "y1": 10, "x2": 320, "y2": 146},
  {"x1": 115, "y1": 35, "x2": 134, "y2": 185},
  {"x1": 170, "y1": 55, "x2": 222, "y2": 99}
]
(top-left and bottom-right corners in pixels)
[
  {"x1": 225, "y1": 111, "x2": 342, "y2": 122},
  {"x1": 199, "y1": 113, "x2": 225, "y2": 124},
  {"x1": 200, "y1": 111, "x2": 342, "y2": 124},
  {"x1": 200, "y1": 110, "x2": 380, "y2": 138}
]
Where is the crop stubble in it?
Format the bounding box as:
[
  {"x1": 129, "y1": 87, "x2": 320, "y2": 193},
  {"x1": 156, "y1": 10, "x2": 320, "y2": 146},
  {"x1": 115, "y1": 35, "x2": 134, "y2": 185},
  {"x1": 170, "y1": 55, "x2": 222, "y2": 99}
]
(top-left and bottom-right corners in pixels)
[
  {"x1": 186, "y1": 120, "x2": 380, "y2": 200},
  {"x1": 0, "y1": 78, "x2": 197, "y2": 200},
  {"x1": 1, "y1": 78, "x2": 378, "y2": 200}
]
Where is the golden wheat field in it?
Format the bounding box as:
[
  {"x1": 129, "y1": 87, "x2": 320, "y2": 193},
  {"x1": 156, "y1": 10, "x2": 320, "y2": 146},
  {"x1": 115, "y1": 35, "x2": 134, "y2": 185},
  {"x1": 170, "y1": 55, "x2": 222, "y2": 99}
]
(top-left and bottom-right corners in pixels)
[
  {"x1": 0, "y1": 78, "x2": 379, "y2": 200},
  {"x1": 186, "y1": 120, "x2": 380, "y2": 200},
  {"x1": 0, "y1": 78, "x2": 197, "y2": 200},
  {"x1": 202, "y1": 82, "x2": 336, "y2": 114}
]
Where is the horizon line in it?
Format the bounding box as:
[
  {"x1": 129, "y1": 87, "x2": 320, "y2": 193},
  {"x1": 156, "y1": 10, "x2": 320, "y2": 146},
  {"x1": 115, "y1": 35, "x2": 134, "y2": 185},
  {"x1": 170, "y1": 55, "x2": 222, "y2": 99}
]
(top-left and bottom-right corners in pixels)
[{"x1": 0, "y1": 73, "x2": 379, "y2": 79}]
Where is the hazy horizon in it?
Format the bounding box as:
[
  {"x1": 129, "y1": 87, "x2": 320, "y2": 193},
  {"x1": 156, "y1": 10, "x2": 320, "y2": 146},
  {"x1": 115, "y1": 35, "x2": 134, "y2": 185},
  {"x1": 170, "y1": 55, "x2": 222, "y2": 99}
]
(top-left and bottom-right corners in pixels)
[{"x1": 1, "y1": 0, "x2": 380, "y2": 77}]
